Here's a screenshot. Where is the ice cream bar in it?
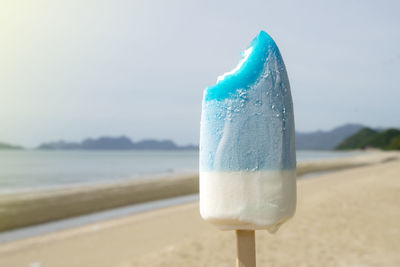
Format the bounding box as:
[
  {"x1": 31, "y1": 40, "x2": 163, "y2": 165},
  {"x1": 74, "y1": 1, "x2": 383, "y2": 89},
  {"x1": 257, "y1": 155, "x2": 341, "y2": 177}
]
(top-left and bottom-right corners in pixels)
[{"x1": 199, "y1": 31, "x2": 296, "y2": 233}]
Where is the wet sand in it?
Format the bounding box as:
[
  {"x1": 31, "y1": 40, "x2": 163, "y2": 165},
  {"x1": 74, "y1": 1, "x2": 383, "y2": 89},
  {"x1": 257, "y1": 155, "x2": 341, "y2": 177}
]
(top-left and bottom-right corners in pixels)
[{"x1": 0, "y1": 152, "x2": 399, "y2": 266}]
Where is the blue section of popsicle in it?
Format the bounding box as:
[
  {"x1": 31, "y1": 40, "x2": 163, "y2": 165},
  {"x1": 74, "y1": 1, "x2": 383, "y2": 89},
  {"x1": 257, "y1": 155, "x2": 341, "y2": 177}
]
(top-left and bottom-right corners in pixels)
[{"x1": 200, "y1": 31, "x2": 296, "y2": 171}]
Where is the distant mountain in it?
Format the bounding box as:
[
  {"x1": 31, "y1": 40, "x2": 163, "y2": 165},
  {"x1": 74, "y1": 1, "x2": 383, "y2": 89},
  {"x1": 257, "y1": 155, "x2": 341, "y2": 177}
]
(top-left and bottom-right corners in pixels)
[
  {"x1": 296, "y1": 123, "x2": 365, "y2": 150},
  {"x1": 38, "y1": 136, "x2": 198, "y2": 151},
  {"x1": 35, "y1": 123, "x2": 397, "y2": 151},
  {"x1": 336, "y1": 128, "x2": 400, "y2": 150},
  {"x1": 133, "y1": 139, "x2": 178, "y2": 150},
  {"x1": 0, "y1": 142, "x2": 23, "y2": 150},
  {"x1": 38, "y1": 140, "x2": 81, "y2": 150},
  {"x1": 81, "y1": 137, "x2": 134, "y2": 150}
]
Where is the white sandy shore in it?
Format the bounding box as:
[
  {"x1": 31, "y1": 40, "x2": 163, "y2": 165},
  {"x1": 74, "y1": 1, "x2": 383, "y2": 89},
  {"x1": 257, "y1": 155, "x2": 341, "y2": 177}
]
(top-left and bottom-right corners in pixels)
[
  {"x1": 0, "y1": 152, "x2": 399, "y2": 266},
  {"x1": 0, "y1": 151, "x2": 398, "y2": 232}
]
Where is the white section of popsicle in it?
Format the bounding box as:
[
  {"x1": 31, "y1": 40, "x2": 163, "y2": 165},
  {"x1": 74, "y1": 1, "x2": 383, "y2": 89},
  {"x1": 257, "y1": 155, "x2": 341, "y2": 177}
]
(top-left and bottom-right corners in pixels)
[{"x1": 200, "y1": 170, "x2": 296, "y2": 232}]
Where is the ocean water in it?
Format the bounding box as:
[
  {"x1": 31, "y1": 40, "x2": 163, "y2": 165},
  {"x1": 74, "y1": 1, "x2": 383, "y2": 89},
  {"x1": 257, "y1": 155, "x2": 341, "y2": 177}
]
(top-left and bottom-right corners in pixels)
[{"x1": 0, "y1": 150, "x2": 363, "y2": 194}]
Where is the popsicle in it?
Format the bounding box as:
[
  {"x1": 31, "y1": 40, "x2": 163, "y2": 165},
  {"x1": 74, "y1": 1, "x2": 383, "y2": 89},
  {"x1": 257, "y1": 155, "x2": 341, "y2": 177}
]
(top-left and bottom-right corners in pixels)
[{"x1": 199, "y1": 31, "x2": 296, "y2": 233}]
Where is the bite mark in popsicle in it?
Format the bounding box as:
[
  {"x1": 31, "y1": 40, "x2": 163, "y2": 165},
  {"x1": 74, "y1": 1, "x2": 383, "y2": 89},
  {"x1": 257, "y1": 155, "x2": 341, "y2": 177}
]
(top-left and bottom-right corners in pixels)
[{"x1": 199, "y1": 31, "x2": 296, "y2": 233}]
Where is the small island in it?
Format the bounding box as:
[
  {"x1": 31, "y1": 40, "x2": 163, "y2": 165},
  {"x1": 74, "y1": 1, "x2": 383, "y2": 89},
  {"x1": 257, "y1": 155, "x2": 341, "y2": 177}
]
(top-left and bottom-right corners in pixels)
[{"x1": 0, "y1": 142, "x2": 23, "y2": 150}]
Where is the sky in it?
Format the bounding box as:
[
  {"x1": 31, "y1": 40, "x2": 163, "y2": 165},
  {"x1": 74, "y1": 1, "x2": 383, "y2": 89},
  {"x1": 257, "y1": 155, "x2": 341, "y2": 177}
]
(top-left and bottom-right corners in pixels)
[{"x1": 1, "y1": 0, "x2": 400, "y2": 147}]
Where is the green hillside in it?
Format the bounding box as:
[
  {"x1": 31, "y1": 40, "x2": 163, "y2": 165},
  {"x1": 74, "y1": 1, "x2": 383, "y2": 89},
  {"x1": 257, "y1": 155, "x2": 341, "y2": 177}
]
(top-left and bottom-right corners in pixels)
[
  {"x1": 389, "y1": 136, "x2": 400, "y2": 150},
  {"x1": 0, "y1": 142, "x2": 23, "y2": 150},
  {"x1": 336, "y1": 128, "x2": 400, "y2": 150},
  {"x1": 336, "y1": 128, "x2": 378, "y2": 150}
]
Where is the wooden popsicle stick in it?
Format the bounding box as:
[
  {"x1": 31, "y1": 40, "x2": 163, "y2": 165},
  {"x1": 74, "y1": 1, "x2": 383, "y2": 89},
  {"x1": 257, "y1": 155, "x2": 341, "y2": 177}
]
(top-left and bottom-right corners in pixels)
[{"x1": 236, "y1": 230, "x2": 256, "y2": 267}]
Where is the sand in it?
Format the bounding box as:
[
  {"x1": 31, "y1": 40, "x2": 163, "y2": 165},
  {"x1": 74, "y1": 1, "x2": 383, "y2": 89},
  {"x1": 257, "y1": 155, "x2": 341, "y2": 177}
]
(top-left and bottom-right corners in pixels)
[
  {"x1": 0, "y1": 152, "x2": 399, "y2": 267},
  {"x1": 0, "y1": 151, "x2": 397, "y2": 232}
]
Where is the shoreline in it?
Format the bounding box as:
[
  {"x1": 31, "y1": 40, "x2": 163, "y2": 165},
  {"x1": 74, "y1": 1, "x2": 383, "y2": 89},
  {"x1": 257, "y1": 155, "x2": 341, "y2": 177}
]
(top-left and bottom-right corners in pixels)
[
  {"x1": 0, "y1": 194, "x2": 199, "y2": 244},
  {"x1": 0, "y1": 151, "x2": 398, "y2": 232},
  {"x1": 0, "y1": 154, "x2": 399, "y2": 266}
]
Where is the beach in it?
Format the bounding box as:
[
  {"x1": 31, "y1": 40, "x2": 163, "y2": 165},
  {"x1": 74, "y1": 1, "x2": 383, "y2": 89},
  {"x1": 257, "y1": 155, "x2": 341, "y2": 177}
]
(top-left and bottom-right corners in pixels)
[
  {"x1": 0, "y1": 152, "x2": 399, "y2": 266},
  {"x1": 0, "y1": 151, "x2": 397, "y2": 232}
]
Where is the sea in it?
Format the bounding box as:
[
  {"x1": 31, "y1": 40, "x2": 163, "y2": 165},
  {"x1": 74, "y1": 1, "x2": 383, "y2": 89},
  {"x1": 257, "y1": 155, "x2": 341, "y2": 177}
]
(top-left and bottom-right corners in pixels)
[{"x1": 0, "y1": 150, "x2": 364, "y2": 195}]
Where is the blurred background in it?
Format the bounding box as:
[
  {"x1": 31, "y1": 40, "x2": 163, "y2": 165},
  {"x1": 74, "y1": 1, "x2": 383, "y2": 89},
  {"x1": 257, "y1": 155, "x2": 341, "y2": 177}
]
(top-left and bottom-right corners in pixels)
[
  {"x1": 1, "y1": 0, "x2": 399, "y2": 191},
  {"x1": 0, "y1": 1, "x2": 399, "y2": 266},
  {"x1": 1, "y1": 0, "x2": 399, "y2": 147}
]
